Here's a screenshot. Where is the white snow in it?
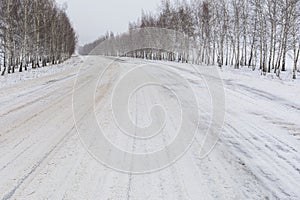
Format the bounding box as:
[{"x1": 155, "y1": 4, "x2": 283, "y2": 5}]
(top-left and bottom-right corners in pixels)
[
  {"x1": 0, "y1": 56, "x2": 299, "y2": 199},
  {"x1": 0, "y1": 56, "x2": 82, "y2": 89}
]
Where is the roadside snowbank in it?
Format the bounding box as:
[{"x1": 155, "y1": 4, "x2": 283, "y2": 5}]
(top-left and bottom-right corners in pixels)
[{"x1": 0, "y1": 56, "x2": 82, "y2": 89}]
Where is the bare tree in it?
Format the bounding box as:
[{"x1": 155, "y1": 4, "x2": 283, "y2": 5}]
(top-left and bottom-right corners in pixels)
[
  {"x1": 0, "y1": 0, "x2": 76, "y2": 76},
  {"x1": 80, "y1": 0, "x2": 300, "y2": 79}
]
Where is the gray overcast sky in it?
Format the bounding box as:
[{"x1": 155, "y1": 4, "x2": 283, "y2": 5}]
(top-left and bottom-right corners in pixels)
[{"x1": 56, "y1": 0, "x2": 162, "y2": 45}]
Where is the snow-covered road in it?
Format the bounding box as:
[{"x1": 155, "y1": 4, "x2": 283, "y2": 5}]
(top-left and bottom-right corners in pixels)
[{"x1": 0, "y1": 56, "x2": 300, "y2": 200}]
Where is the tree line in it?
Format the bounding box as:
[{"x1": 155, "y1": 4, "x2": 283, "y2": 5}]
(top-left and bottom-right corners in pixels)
[
  {"x1": 78, "y1": 31, "x2": 114, "y2": 56},
  {"x1": 80, "y1": 0, "x2": 300, "y2": 79},
  {"x1": 0, "y1": 0, "x2": 77, "y2": 76}
]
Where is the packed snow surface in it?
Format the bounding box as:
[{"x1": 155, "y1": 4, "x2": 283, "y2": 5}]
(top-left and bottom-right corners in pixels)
[{"x1": 0, "y1": 56, "x2": 299, "y2": 200}]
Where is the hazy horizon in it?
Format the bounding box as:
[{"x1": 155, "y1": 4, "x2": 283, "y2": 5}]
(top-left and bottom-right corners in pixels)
[{"x1": 56, "y1": 0, "x2": 161, "y2": 46}]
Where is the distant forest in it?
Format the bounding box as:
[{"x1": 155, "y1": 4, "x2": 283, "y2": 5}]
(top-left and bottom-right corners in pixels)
[
  {"x1": 0, "y1": 0, "x2": 77, "y2": 76},
  {"x1": 80, "y1": 0, "x2": 300, "y2": 79}
]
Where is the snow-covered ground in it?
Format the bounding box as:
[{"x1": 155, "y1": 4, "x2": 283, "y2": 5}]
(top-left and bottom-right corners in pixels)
[
  {"x1": 0, "y1": 56, "x2": 299, "y2": 199},
  {"x1": 0, "y1": 56, "x2": 82, "y2": 89}
]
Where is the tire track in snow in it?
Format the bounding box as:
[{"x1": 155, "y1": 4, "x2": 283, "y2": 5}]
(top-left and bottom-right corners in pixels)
[
  {"x1": 0, "y1": 73, "x2": 77, "y2": 118},
  {"x1": 0, "y1": 60, "x2": 105, "y2": 200},
  {"x1": 1, "y1": 126, "x2": 75, "y2": 200},
  {"x1": 222, "y1": 104, "x2": 300, "y2": 199},
  {"x1": 126, "y1": 92, "x2": 138, "y2": 200},
  {"x1": 0, "y1": 72, "x2": 95, "y2": 141}
]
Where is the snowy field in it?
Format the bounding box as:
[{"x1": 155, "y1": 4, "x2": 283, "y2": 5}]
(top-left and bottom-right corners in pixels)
[{"x1": 0, "y1": 56, "x2": 299, "y2": 199}]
